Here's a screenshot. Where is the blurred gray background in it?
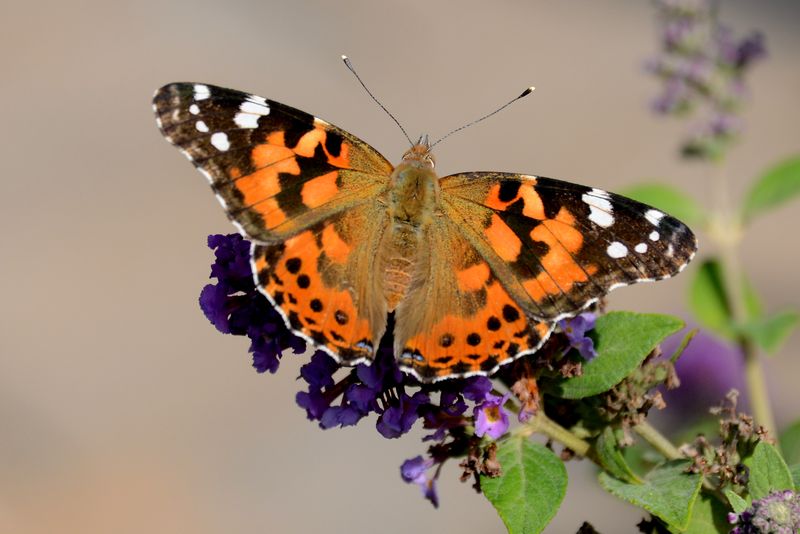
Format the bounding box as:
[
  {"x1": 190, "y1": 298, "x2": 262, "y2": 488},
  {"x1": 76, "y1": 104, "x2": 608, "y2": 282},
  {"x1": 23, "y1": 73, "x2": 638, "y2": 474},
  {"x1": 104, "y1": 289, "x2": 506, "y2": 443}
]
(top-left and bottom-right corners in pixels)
[{"x1": 1, "y1": 1, "x2": 798, "y2": 532}]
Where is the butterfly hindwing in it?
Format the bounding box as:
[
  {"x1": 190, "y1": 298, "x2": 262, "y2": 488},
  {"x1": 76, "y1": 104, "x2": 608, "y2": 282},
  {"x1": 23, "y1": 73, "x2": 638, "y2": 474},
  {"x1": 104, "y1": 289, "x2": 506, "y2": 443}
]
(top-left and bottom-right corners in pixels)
[
  {"x1": 251, "y1": 197, "x2": 389, "y2": 365},
  {"x1": 153, "y1": 83, "x2": 393, "y2": 243},
  {"x1": 440, "y1": 172, "x2": 697, "y2": 321},
  {"x1": 393, "y1": 210, "x2": 553, "y2": 382}
]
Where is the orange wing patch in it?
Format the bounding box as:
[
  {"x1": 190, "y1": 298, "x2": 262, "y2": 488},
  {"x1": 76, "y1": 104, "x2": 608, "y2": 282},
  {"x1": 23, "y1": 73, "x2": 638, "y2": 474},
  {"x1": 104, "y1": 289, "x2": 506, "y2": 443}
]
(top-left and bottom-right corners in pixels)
[
  {"x1": 399, "y1": 278, "x2": 552, "y2": 381},
  {"x1": 252, "y1": 226, "x2": 375, "y2": 364}
]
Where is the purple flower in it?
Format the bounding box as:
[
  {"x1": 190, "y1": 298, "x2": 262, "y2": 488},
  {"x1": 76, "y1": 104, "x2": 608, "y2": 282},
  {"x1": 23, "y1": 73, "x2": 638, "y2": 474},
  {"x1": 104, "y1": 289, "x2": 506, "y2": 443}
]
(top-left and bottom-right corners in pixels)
[
  {"x1": 647, "y1": 0, "x2": 767, "y2": 160},
  {"x1": 461, "y1": 376, "x2": 493, "y2": 402},
  {"x1": 559, "y1": 312, "x2": 598, "y2": 360},
  {"x1": 400, "y1": 456, "x2": 439, "y2": 508},
  {"x1": 660, "y1": 328, "x2": 747, "y2": 420},
  {"x1": 729, "y1": 489, "x2": 799, "y2": 534},
  {"x1": 376, "y1": 391, "x2": 430, "y2": 439},
  {"x1": 200, "y1": 234, "x2": 306, "y2": 374},
  {"x1": 474, "y1": 393, "x2": 511, "y2": 439}
]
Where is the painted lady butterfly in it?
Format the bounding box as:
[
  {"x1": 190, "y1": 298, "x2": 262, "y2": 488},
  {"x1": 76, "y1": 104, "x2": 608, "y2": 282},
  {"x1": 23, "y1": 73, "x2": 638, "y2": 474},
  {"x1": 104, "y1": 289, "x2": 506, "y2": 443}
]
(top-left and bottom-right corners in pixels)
[{"x1": 153, "y1": 82, "x2": 697, "y2": 383}]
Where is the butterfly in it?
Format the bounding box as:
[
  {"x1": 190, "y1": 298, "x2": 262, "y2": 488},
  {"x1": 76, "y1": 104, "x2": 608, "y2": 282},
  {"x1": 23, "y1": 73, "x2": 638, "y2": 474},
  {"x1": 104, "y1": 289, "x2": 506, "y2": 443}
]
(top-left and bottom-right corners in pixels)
[{"x1": 153, "y1": 82, "x2": 697, "y2": 383}]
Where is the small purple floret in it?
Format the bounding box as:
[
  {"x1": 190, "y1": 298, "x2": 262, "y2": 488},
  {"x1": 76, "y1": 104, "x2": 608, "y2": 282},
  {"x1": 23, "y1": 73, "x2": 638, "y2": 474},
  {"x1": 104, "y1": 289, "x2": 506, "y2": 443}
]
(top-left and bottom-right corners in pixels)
[
  {"x1": 559, "y1": 312, "x2": 598, "y2": 360},
  {"x1": 474, "y1": 393, "x2": 511, "y2": 440}
]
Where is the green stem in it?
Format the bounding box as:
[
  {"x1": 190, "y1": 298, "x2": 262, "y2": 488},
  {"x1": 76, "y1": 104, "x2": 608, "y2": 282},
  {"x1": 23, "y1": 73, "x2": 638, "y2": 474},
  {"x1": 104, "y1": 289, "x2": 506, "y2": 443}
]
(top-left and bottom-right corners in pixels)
[
  {"x1": 634, "y1": 421, "x2": 682, "y2": 460},
  {"x1": 710, "y1": 162, "x2": 778, "y2": 437},
  {"x1": 514, "y1": 412, "x2": 592, "y2": 459}
]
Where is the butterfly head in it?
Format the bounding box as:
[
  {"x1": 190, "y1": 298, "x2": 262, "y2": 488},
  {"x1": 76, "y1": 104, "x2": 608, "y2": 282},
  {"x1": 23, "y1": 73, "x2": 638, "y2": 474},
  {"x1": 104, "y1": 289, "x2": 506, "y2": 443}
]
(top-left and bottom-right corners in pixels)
[{"x1": 401, "y1": 135, "x2": 435, "y2": 169}]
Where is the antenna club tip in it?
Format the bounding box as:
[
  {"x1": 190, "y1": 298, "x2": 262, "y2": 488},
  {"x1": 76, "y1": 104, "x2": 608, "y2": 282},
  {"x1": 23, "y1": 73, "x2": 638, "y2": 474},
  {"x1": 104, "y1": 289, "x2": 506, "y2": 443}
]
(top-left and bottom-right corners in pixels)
[
  {"x1": 341, "y1": 54, "x2": 348, "y2": 60},
  {"x1": 520, "y1": 86, "x2": 536, "y2": 98}
]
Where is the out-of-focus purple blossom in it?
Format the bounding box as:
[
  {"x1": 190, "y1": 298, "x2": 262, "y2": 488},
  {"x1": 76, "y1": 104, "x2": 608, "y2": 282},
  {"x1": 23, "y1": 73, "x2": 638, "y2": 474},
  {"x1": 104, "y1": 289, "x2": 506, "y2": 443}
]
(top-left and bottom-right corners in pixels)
[
  {"x1": 559, "y1": 312, "x2": 598, "y2": 360},
  {"x1": 400, "y1": 456, "x2": 439, "y2": 508},
  {"x1": 660, "y1": 328, "x2": 747, "y2": 420},
  {"x1": 648, "y1": 0, "x2": 766, "y2": 160},
  {"x1": 474, "y1": 394, "x2": 511, "y2": 440},
  {"x1": 729, "y1": 489, "x2": 800, "y2": 534}
]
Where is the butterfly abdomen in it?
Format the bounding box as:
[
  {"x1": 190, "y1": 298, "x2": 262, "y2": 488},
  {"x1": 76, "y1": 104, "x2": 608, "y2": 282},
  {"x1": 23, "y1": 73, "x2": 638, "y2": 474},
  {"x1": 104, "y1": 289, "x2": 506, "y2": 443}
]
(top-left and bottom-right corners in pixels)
[{"x1": 380, "y1": 160, "x2": 440, "y2": 311}]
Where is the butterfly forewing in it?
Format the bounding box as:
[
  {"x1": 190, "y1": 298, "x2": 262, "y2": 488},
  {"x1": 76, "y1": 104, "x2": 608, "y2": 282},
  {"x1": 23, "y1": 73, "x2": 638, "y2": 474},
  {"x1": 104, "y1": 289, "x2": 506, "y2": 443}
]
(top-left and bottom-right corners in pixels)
[
  {"x1": 153, "y1": 83, "x2": 393, "y2": 243},
  {"x1": 439, "y1": 172, "x2": 697, "y2": 321}
]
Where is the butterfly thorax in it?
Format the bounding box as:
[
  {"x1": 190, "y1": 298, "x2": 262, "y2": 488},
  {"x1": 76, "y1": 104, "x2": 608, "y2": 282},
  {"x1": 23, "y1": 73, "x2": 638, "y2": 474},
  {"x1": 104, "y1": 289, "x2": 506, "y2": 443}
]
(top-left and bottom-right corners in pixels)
[{"x1": 380, "y1": 143, "x2": 440, "y2": 311}]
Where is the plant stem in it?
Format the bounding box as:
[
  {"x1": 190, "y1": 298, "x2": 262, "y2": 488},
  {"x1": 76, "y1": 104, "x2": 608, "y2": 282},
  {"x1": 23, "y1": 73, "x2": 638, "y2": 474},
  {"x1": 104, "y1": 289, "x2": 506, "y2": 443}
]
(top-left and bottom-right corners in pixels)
[
  {"x1": 710, "y1": 162, "x2": 778, "y2": 437},
  {"x1": 634, "y1": 421, "x2": 683, "y2": 460},
  {"x1": 515, "y1": 412, "x2": 592, "y2": 459}
]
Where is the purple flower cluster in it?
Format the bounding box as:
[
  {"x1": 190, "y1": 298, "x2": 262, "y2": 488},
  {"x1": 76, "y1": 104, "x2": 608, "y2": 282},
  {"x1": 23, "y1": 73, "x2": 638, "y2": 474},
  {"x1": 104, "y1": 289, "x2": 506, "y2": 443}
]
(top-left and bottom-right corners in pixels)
[
  {"x1": 199, "y1": 234, "x2": 306, "y2": 373},
  {"x1": 729, "y1": 489, "x2": 800, "y2": 534},
  {"x1": 647, "y1": 0, "x2": 766, "y2": 159}
]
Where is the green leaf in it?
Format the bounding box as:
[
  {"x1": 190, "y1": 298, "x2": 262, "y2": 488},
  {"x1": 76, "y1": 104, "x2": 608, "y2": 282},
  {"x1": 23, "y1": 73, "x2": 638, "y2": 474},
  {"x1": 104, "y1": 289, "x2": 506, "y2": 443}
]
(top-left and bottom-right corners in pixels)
[
  {"x1": 724, "y1": 489, "x2": 749, "y2": 513},
  {"x1": 554, "y1": 312, "x2": 684, "y2": 399},
  {"x1": 688, "y1": 260, "x2": 734, "y2": 339},
  {"x1": 684, "y1": 493, "x2": 732, "y2": 533},
  {"x1": 622, "y1": 183, "x2": 705, "y2": 227},
  {"x1": 743, "y1": 442, "x2": 794, "y2": 499},
  {"x1": 742, "y1": 155, "x2": 800, "y2": 223},
  {"x1": 599, "y1": 460, "x2": 702, "y2": 531},
  {"x1": 481, "y1": 438, "x2": 568, "y2": 534},
  {"x1": 789, "y1": 464, "x2": 800, "y2": 490},
  {"x1": 594, "y1": 426, "x2": 641, "y2": 483},
  {"x1": 743, "y1": 310, "x2": 800, "y2": 355},
  {"x1": 780, "y1": 420, "x2": 800, "y2": 465}
]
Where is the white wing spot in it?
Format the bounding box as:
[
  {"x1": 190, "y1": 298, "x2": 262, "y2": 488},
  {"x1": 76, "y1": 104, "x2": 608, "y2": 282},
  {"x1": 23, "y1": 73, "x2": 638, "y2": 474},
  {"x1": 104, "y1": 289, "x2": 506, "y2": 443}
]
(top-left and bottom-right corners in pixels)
[
  {"x1": 210, "y1": 132, "x2": 230, "y2": 151},
  {"x1": 649, "y1": 230, "x2": 660, "y2": 241},
  {"x1": 634, "y1": 243, "x2": 648, "y2": 253},
  {"x1": 245, "y1": 94, "x2": 268, "y2": 107},
  {"x1": 189, "y1": 104, "x2": 200, "y2": 115},
  {"x1": 607, "y1": 242, "x2": 628, "y2": 259},
  {"x1": 645, "y1": 209, "x2": 665, "y2": 226},
  {"x1": 666, "y1": 244, "x2": 675, "y2": 256},
  {"x1": 195, "y1": 120, "x2": 209, "y2": 132},
  {"x1": 582, "y1": 190, "x2": 614, "y2": 228},
  {"x1": 193, "y1": 84, "x2": 211, "y2": 101},
  {"x1": 240, "y1": 100, "x2": 270, "y2": 115},
  {"x1": 234, "y1": 112, "x2": 260, "y2": 129}
]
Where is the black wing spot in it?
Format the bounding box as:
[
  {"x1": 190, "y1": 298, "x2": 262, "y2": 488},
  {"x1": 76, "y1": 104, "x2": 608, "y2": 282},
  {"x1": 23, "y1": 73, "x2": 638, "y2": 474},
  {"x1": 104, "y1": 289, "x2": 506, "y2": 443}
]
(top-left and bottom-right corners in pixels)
[
  {"x1": 297, "y1": 274, "x2": 311, "y2": 289},
  {"x1": 493, "y1": 340, "x2": 505, "y2": 349},
  {"x1": 285, "y1": 257, "x2": 302, "y2": 274},
  {"x1": 287, "y1": 293, "x2": 297, "y2": 304},
  {"x1": 466, "y1": 353, "x2": 483, "y2": 361},
  {"x1": 502, "y1": 304, "x2": 520, "y2": 323},
  {"x1": 310, "y1": 298, "x2": 323, "y2": 312},
  {"x1": 466, "y1": 333, "x2": 481, "y2": 346},
  {"x1": 439, "y1": 334, "x2": 454, "y2": 348},
  {"x1": 334, "y1": 310, "x2": 349, "y2": 325},
  {"x1": 330, "y1": 330, "x2": 345, "y2": 342},
  {"x1": 498, "y1": 180, "x2": 521, "y2": 202},
  {"x1": 435, "y1": 355, "x2": 453, "y2": 364},
  {"x1": 487, "y1": 316, "x2": 502, "y2": 331},
  {"x1": 324, "y1": 131, "x2": 343, "y2": 158}
]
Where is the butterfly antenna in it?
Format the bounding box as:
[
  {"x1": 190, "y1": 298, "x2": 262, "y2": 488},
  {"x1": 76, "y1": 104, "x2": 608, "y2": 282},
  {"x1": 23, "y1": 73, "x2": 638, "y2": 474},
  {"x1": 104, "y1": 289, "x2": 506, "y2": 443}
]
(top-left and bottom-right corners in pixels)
[
  {"x1": 342, "y1": 55, "x2": 414, "y2": 146},
  {"x1": 429, "y1": 86, "x2": 536, "y2": 149}
]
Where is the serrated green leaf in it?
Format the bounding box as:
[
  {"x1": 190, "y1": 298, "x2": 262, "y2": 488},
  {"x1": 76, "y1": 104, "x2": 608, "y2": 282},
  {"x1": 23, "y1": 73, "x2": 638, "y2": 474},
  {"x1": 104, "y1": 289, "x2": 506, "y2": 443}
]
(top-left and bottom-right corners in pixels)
[
  {"x1": 743, "y1": 442, "x2": 794, "y2": 499},
  {"x1": 743, "y1": 310, "x2": 800, "y2": 355},
  {"x1": 594, "y1": 426, "x2": 641, "y2": 483},
  {"x1": 553, "y1": 312, "x2": 684, "y2": 399},
  {"x1": 724, "y1": 489, "x2": 749, "y2": 513},
  {"x1": 622, "y1": 183, "x2": 705, "y2": 227},
  {"x1": 780, "y1": 420, "x2": 800, "y2": 465},
  {"x1": 688, "y1": 260, "x2": 734, "y2": 339},
  {"x1": 481, "y1": 438, "x2": 567, "y2": 534},
  {"x1": 685, "y1": 493, "x2": 732, "y2": 533},
  {"x1": 742, "y1": 155, "x2": 800, "y2": 223},
  {"x1": 789, "y1": 464, "x2": 800, "y2": 490},
  {"x1": 599, "y1": 460, "x2": 702, "y2": 531}
]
